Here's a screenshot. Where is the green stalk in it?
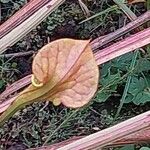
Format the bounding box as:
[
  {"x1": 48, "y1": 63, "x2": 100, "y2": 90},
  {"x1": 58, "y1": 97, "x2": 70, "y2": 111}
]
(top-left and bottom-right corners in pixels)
[
  {"x1": 115, "y1": 51, "x2": 138, "y2": 118},
  {"x1": 113, "y1": 0, "x2": 137, "y2": 20},
  {"x1": 113, "y1": 0, "x2": 140, "y2": 118},
  {"x1": 79, "y1": 5, "x2": 118, "y2": 24}
]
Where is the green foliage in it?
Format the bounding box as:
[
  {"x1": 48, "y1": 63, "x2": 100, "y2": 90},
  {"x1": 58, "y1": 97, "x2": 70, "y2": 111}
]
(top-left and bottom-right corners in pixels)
[
  {"x1": 0, "y1": 80, "x2": 4, "y2": 89},
  {"x1": 112, "y1": 53, "x2": 134, "y2": 71},
  {"x1": 1, "y1": 0, "x2": 27, "y2": 21},
  {"x1": 0, "y1": 0, "x2": 10, "y2": 3},
  {"x1": 96, "y1": 71, "x2": 121, "y2": 102},
  {"x1": 95, "y1": 52, "x2": 150, "y2": 106},
  {"x1": 0, "y1": 58, "x2": 19, "y2": 84},
  {"x1": 46, "y1": 10, "x2": 66, "y2": 34},
  {"x1": 116, "y1": 145, "x2": 135, "y2": 150},
  {"x1": 99, "y1": 109, "x2": 114, "y2": 125},
  {"x1": 135, "y1": 58, "x2": 150, "y2": 73},
  {"x1": 45, "y1": 3, "x2": 82, "y2": 35},
  {"x1": 140, "y1": 147, "x2": 150, "y2": 150},
  {"x1": 126, "y1": 76, "x2": 150, "y2": 104}
]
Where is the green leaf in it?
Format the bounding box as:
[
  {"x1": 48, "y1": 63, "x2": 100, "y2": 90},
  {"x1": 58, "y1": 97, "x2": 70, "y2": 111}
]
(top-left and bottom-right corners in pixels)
[
  {"x1": 13, "y1": 3, "x2": 20, "y2": 9},
  {"x1": 101, "y1": 72, "x2": 121, "y2": 87},
  {"x1": 47, "y1": 25, "x2": 56, "y2": 31},
  {"x1": 112, "y1": 53, "x2": 133, "y2": 71},
  {"x1": 133, "y1": 91, "x2": 150, "y2": 105},
  {"x1": 96, "y1": 72, "x2": 121, "y2": 102},
  {"x1": 118, "y1": 144, "x2": 134, "y2": 150},
  {"x1": 140, "y1": 147, "x2": 150, "y2": 150},
  {"x1": 101, "y1": 62, "x2": 111, "y2": 77},
  {"x1": 124, "y1": 94, "x2": 134, "y2": 103},
  {"x1": 0, "y1": 0, "x2": 11, "y2": 3},
  {"x1": 126, "y1": 77, "x2": 150, "y2": 105},
  {"x1": 0, "y1": 80, "x2": 4, "y2": 89},
  {"x1": 11, "y1": 62, "x2": 17, "y2": 68},
  {"x1": 95, "y1": 91, "x2": 111, "y2": 102},
  {"x1": 128, "y1": 77, "x2": 146, "y2": 95},
  {"x1": 135, "y1": 58, "x2": 150, "y2": 73}
]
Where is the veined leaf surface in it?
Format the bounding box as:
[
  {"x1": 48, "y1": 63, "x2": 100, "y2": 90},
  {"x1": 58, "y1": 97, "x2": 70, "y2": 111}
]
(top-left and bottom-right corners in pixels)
[{"x1": 0, "y1": 38, "x2": 99, "y2": 125}]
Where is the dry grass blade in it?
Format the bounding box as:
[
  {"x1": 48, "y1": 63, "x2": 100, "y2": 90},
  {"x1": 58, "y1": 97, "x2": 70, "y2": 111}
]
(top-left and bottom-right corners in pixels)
[
  {"x1": 0, "y1": 0, "x2": 50, "y2": 39},
  {"x1": 113, "y1": 0, "x2": 137, "y2": 20},
  {"x1": 78, "y1": 0, "x2": 90, "y2": 17},
  {"x1": 0, "y1": 51, "x2": 34, "y2": 58},
  {"x1": 91, "y1": 11, "x2": 150, "y2": 51},
  {"x1": 94, "y1": 27, "x2": 150, "y2": 65},
  {"x1": 0, "y1": 75, "x2": 31, "y2": 102},
  {"x1": 128, "y1": 0, "x2": 146, "y2": 4},
  {"x1": 0, "y1": 0, "x2": 65, "y2": 54}
]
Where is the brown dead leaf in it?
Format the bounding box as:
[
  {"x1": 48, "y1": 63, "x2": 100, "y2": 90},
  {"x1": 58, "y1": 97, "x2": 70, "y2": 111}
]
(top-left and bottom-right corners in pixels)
[
  {"x1": 32, "y1": 38, "x2": 99, "y2": 108},
  {"x1": 0, "y1": 38, "x2": 99, "y2": 126}
]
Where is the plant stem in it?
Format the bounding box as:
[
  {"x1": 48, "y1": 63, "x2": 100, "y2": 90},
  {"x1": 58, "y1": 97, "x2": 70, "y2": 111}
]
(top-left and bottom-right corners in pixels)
[
  {"x1": 115, "y1": 50, "x2": 138, "y2": 118},
  {"x1": 0, "y1": 51, "x2": 34, "y2": 58},
  {"x1": 57, "y1": 111, "x2": 150, "y2": 150},
  {"x1": 113, "y1": 0, "x2": 137, "y2": 20},
  {"x1": 79, "y1": 5, "x2": 118, "y2": 24},
  {"x1": 113, "y1": 0, "x2": 140, "y2": 118}
]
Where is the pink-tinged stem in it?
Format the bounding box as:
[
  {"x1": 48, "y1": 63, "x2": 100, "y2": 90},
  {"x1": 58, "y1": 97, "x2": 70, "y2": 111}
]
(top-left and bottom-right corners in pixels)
[
  {"x1": 91, "y1": 11, "x2": 150, "y2": 51},
  {"x1": 28, "y1": 128, "x2": 150, "y2": 150},
  {"x1": 0, "y1": 96, "x2": 17, "y2": 114},
  {"x1": 1, "y1": 27, "x2": 150, "y2": 114},
  {"x1": 0, "y1": 75, "x2": 31, "y2": 102},
  {"x1": 0, "y1": 0, "x2": 65, "y2": 53},
  {"x1": 0, "y1": 0, "x2": 56, "y2": 39},
  {"x1": 57, "y1": 111, "x2": 150, "y2": 150},
  {"x1": 94, "y1": 27, "x2": 150, "y2": 65}
]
